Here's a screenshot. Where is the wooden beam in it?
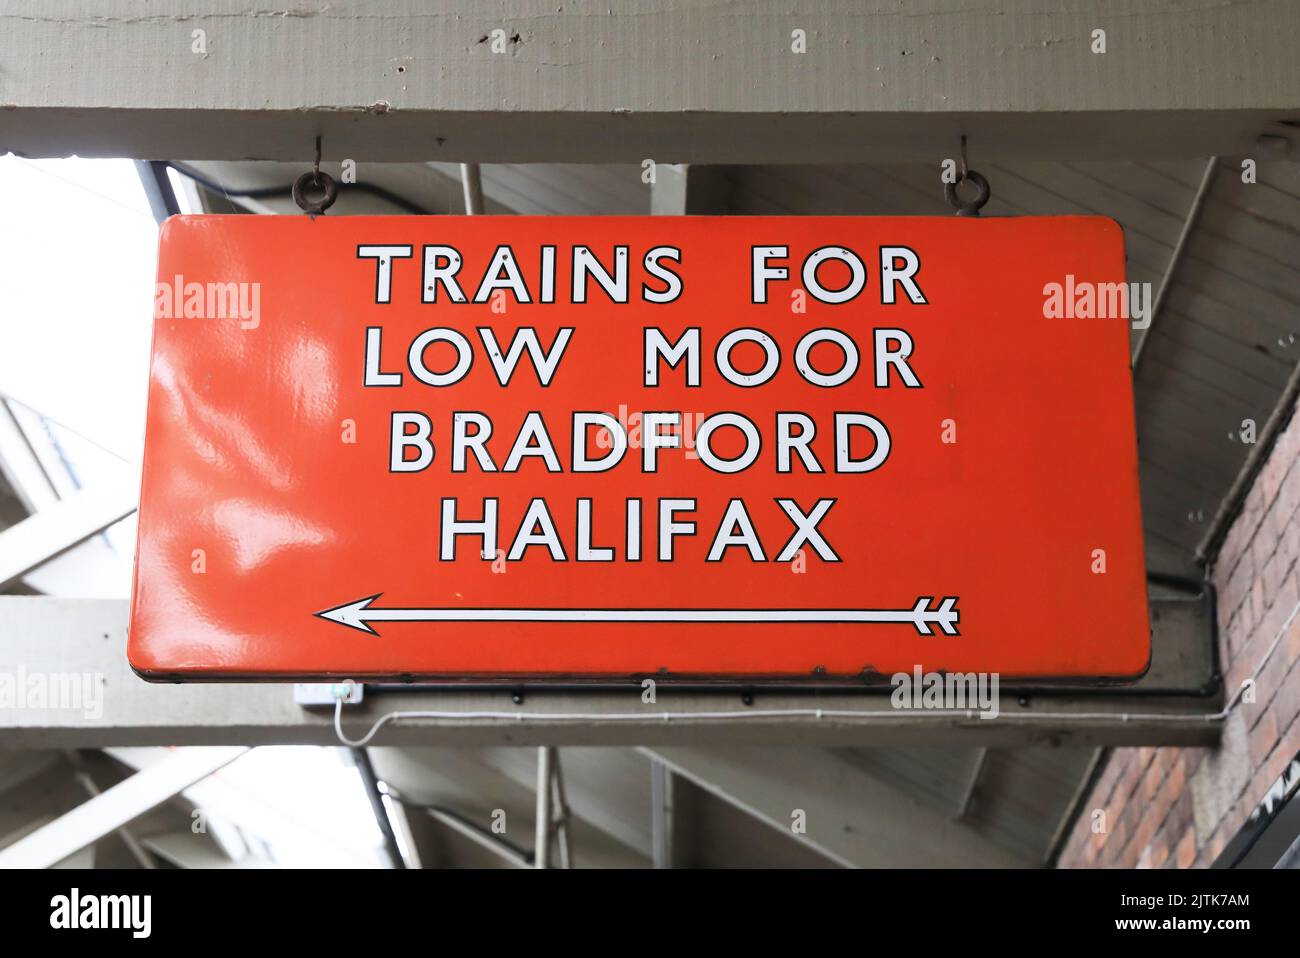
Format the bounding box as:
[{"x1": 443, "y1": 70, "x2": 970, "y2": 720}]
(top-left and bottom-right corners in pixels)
[
  {"x1": 643, "y1": 746, "x2": 1026, "y2": 866},
  {"x1": 1, "y1": 1, "x2": 1296, "y2": 162}
]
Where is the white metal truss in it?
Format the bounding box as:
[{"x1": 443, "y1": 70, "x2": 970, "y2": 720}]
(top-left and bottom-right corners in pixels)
[
  {"x1": 0, "y1": 747, "x2": 247, "y2": 869},
  {"x1": 0, "y1": 483, "x2": 137, "y2": 592}
]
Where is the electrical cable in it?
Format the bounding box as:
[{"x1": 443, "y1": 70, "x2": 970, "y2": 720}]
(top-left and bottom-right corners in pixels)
[{"x1": 332, "y1": 592, "x2": 1296, "y2": 748}]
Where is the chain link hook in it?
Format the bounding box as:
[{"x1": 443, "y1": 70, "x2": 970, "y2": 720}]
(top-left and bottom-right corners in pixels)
[
  {"x1": 293, "y1": 135, "x2": 338, "y2": 216},
  {"x1": 944, "y1": 134, "x2": 991, "y2": 217}
]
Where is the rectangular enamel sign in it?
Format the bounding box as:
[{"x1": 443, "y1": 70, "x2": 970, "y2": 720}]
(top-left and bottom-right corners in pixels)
[{"x1": 128, "y1": 215, "x2": 1149, "y2": 682}]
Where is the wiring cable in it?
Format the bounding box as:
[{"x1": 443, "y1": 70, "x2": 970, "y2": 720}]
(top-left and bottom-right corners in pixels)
[{"x1": 330, "y1": 590, "x2": 1293, "y2": 747}]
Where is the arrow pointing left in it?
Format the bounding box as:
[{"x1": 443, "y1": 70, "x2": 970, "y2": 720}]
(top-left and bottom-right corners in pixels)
[{"x1": 314, "y1": 594, "x2": 961, "y2": 636}]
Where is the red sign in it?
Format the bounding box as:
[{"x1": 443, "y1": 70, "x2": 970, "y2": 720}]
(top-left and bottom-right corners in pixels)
[{"x1": 128, "y1": 215, "x2": 1149, "y2": 681}]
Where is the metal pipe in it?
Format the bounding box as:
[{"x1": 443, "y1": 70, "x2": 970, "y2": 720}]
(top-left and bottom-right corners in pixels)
[
  {"x1": 551, "y1": 750, "x2": 574, "y2": 868},
  {"x1": 424, "y1": 807, "x2": 530, "y2": 868},
  {"x1": 650, "y1": 760, "x2": 673, "y2": 868},
  {"x1": 1131, "y1": 156, "x2": 1218, "y2": 371},
  {"x1": 64, "y1": 751, "x2": 154, "y2": 870},
  {"x1": 134, "y1": 160, "x2": 181, "y2": 225},
  {"x1": 1044, "y1": 747, "x2": 1109, "y2": 866},
  {"x1": 350, "y1": 747, "x2": 407, "y2": 869},
  {"x1": 380, "y1": 794, "x2": 424, "y2": 868},
  {"x1": 460, "y1": 163, "x2": 484, "y2": 215},
  {"x1": 534, "y1": 746, "x2": 552, "y2": 868},
  {"x1": 955, "y1": 747, "x2": 988, "y2": 820}
]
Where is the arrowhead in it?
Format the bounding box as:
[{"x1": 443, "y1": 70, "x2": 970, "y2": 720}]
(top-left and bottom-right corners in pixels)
[
  {"x1": 314, "y1": 594, "x2": 383, "y2": 635},
  {"x1": 911, "y1": 596, "x2": 935, "y2": 635},
  {"x1": 935, "y1": 596, "x2": 961, "y2": 636}
]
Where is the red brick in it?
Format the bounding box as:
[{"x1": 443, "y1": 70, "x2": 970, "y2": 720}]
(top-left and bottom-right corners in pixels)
[
  {"x1": 1165, "y1": 788, "x2": 1195, "y2": 838},
  {"x1": 1067, "y1": 822, "x2": 1094, "y2": 867},
  {"x1": 1250, "y1": 578, "x2": 1267, "y2": 631},
  {"x1": 1274, "y1": 662, "x2": 1300, "y2": 733},
  {"x1": 1061, "y1": 415, "x2": 1300, "y2": 871},
  {"x1": 1217, "y1": 513, "x2": 1256, "y2": 582},
  {"x1": 1116, "y1": 751, "x2": 1144, "y2": 805},
  {"x1": 1219, "y1": 552, "x2": 1256, "y2": 634},
  {"x1": 1244, "y1": 465, "x2": 1272, "y2": 515},
  {"x1": 1166, "y1": 757, "x2": 1187, "y2": 797},
  {"x1": 1272, "y1": 468, "x2": 1300, "y2": 537},
  {"x1": 1131, "y1": 812, "x2": 1159, "y2": 860},
  {"x1": 1263, "y1": 484, "x2": 1298, "y2": 549},
  {"x1": 1141, "y1": 759, "x2": 1164, "y2": 801},
  {"x1": 1257, "y1": 574, "x2": 1299, "y2": 648},
  {"x1": 1257, "y1": 441, "x2": 1291, "y2": 510},
  {"x1": 1237, "y1": 484, "x2": 1267, "y2": 541},
  {"x1": 1251, "y1": 530, "x2": 1282, "y2": 585},
  {"x1": 1228, "y1": 628, "x2": 1271, "y2": 695},
  {"x1": 1103, "y1": 817, "x2": 1130, "y2": 867},
  {"x1": 1089, "y1": 812, "x2": 1110, "y2": 853},
  {"x1": 1217, "y1": 506, "x2": 1246, "y2": 551},
  {"x1": 1280, "y1": 709, "x2": 1300, "y2": 762},
  {"x1": 1255, "y1": 638, "x2": 1293, "y2": 713},
  {"x1": 1287, "y1": 613, "x2": 1300, "y2": 662},
  {"x1": 1219, "y1": 798, "x2": 1251, "y2": 846},
  {"x1": 1153, "y1": 813, "x2": 1189, "y2": 870},
  {"x1": 1092, "y1": 755, "x2": 1123, "y2": 807},
  {"x1": 1256, "y1": 714, "x2": 1300, "y2": 797},
  {"x1": 1147, "y1": 836, "x2": 1170, "y2": 869},
  {"x1": 1243, "y1": 763, "x2": 1281, "y2": 823},
  {"x1": 1247, "y1": 707, "x2": 1280, "y2": 767},
  {"x1": 1259, "y1": 549, "x2": 1291, "y2": 600},
  {"x1": 1202, "y1": 825, "x2": 1228, "y2": 867},
  {"x1": 1150, "y1": 764, "x2": 1181, "y2": 830},
  {"x1": 1112, "y1": 801, "x2": 1138, "y2": 845},
  {"x1": 1155, "y1": 747, "x2": 1177, "y2": 778},
  {"x1": 1282, "y1": 518, "x2": 1300, "y2": 576},
  {"x1": 1116, "y1": 832, "x2": 1141, "y2": 869}
]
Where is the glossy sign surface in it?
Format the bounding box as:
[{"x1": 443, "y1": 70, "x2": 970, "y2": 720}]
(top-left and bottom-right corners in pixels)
[{"x1": 129, "y1": 215, "x2": 1148, "y2": 681}]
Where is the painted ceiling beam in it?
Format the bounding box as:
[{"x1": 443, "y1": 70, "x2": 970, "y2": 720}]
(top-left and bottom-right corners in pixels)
[{"x1": 1, "y1": 1, "x2": 1296, "y2": 163}]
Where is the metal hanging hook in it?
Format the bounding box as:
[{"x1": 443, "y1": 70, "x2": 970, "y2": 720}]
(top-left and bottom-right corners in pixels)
[
  {"x1": 944, "y1": 135, "x2": 991, "y2": 217},
  {"x1": 293, "y1": 135, "x2": 338, "y2": 216}
]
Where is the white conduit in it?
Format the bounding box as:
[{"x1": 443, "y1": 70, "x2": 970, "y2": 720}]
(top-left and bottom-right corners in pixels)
[
  {"x1": 332, "y1": 592, "x2": 1294, "y2": 748},
  {"x1": 334, "y1": 703, "x2": 1206, "y2": 748}
]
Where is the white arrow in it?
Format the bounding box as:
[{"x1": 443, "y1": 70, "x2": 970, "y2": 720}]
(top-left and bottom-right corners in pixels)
[{"x1": 314, "y1": 594, "x2": 960, "y2": 636}]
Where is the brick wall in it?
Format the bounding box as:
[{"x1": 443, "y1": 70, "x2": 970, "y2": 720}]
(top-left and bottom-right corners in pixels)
[{"x1": 1059, "y1": 405, "x2": 1300, "y2": 868}]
